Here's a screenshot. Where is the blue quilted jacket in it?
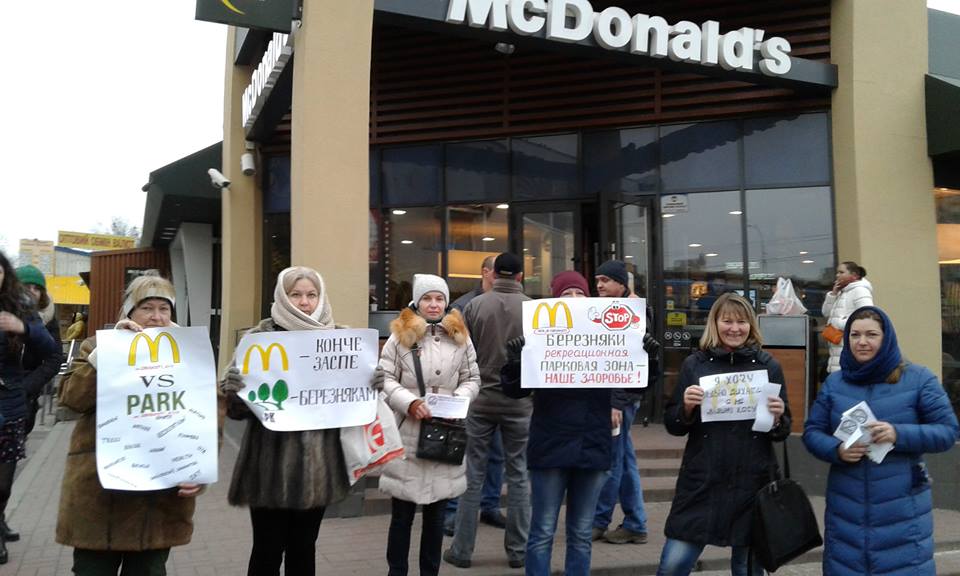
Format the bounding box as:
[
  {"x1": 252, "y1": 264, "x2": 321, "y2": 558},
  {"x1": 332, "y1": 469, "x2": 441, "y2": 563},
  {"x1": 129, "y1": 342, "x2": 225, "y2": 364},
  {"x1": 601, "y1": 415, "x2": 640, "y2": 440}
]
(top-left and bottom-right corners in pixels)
[{"x1": 803, "y1": 364, "x2": 959, "y2": 575}]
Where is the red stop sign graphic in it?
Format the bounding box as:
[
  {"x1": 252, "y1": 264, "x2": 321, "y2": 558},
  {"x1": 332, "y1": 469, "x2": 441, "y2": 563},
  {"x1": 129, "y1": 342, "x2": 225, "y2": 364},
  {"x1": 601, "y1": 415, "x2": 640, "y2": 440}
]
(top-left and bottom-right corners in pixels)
[
  {"x1": 600, "y1": 303, "x2": 640, "y2": 331},
  {"x1": 366, "y1": 419, "x2": 385, "y2": 453}
]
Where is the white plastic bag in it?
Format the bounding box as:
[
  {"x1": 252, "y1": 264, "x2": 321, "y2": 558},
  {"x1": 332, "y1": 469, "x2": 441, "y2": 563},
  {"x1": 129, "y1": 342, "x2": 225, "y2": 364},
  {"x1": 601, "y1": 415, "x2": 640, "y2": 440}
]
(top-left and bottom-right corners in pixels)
[
  {"x1": 340, "y1": 396, "x2": 404, "y2": 485},
  {"x1": 766, "y1": 277, "x2": 808, "y2": 315}
]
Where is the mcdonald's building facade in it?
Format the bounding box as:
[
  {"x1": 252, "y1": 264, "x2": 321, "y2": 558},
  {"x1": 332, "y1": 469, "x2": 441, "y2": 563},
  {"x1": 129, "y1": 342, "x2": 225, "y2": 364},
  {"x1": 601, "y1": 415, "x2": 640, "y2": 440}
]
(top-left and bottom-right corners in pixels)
[{"x1": 212, "y1": 1, "x2": 960, "y2": 426}]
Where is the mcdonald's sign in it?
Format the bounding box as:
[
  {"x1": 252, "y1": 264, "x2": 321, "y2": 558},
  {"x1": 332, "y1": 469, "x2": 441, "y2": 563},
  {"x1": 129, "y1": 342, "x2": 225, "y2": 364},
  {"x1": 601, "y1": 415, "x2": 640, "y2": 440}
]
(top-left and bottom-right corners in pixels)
[
  {"x1": 532, "y1": 301, "x2": 573, "y2": 332},
  {"x1": 128, "y1": 332, "x2": 181, "y2": 366},
  {"x1": 242, "y1": 343, "x2": 289, "y2": 374}
]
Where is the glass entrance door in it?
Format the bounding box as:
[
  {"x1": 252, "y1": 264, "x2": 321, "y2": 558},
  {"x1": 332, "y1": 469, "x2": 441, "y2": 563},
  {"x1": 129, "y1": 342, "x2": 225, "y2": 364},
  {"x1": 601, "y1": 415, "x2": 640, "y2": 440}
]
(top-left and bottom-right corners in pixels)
[{"x1": 514, "y1": 205, "x2": 580, "y2": 299}]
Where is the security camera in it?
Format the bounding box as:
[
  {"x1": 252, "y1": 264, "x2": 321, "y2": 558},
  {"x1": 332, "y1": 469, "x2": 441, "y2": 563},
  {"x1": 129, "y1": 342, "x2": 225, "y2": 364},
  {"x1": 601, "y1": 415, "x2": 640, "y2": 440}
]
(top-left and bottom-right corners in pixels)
[
  {"x1": 208, "y1": 168, "x2": 230, "y2": 189},
  {"x1": 241, "y1": 152, "x2": 256, "y2": 176}
]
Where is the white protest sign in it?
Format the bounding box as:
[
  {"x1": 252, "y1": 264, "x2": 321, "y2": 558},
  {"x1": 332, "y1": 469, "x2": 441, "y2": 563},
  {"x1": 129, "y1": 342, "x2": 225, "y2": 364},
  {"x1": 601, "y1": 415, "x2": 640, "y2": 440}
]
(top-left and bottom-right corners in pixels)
[
  {"x1": 522, "y1": 298, "x2": 648, "y2": 389},
  {"x1": 833, "y1": 401, "x2": 893, "y2": 463},
  {"x1": 95, "y1": 327, "x2": 218, "y2": 491},
  {"x1": 699, "y1": 370, "x2": 770, "y2": 422},
  {"x1": 235, "y1": 328, "x2": 379, "y2": 431}
]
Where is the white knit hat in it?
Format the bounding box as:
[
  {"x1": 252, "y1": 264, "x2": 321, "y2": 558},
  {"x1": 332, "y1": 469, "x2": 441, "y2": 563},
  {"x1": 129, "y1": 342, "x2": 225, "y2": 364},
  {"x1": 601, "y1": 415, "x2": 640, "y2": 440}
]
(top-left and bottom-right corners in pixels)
[
  {"x1": 410, "y1": 274, "x2": 449, "y2": 309},
  {"x1": 119, "y1": 272, "x2": 176, "y2": 320}
]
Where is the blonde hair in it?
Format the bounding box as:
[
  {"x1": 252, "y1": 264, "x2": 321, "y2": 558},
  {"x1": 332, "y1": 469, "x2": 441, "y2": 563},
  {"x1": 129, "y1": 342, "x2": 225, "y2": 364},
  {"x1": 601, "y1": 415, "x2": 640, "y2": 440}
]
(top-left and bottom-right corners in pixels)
[
  {"x1": 699, "y1": 292, "x2": 763, "y2": 350},
  {"x1": 281, "y1": 266, "x2": 321, "y2": 295},
  {"x1": 119, "y1": 271, "x2": 176, "y2": 321}
]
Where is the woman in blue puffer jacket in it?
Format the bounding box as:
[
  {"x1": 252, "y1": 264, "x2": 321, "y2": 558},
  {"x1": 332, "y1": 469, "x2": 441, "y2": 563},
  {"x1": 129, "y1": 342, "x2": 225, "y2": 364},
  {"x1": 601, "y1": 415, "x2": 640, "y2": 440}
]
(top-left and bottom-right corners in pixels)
[{"x1": 803, "y1": 306, "x2": 958, "y2": 575}]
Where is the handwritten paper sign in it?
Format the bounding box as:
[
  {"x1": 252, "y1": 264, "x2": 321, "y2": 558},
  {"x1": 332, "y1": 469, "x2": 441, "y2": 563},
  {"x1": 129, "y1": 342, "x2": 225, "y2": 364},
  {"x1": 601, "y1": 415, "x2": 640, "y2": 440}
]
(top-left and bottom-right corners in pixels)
[
  {"x1": 234, "y1": 328, "x2": 379, "y2": 431},
  {"x1": 699, "y1": 370, "x2": 771, "y2": 422},
  {"x1": 521, "y1": 298, "x2": 648, "y2": 389},
  {"x1": 95, "y1": 327, "x2": 218, "y2": 491}
]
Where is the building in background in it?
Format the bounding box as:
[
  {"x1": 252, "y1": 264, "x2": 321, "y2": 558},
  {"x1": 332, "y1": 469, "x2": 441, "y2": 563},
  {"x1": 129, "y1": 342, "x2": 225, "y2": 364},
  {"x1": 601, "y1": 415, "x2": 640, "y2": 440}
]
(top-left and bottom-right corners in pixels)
[{"x1": 204, "y1": 1, "x2": 958, "y2": 426}]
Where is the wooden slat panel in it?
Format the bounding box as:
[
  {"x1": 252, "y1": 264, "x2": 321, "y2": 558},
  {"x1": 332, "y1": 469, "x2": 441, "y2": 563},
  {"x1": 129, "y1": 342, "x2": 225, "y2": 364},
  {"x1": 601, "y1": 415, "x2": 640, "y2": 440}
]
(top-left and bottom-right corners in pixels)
[
  {"x1": 370, "y1": 0, "x2": 830, "y2": 145},
  {"x1": 88, "y1": 249, "x2": 171, "y2": 338}
]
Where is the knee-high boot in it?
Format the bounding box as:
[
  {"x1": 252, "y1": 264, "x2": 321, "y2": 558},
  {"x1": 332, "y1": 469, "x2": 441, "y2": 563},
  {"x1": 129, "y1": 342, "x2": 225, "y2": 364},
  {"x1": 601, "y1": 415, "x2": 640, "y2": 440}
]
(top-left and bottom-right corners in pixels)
[{"x1": 0, "y1": 461, "x2": 19, "y2": 564}]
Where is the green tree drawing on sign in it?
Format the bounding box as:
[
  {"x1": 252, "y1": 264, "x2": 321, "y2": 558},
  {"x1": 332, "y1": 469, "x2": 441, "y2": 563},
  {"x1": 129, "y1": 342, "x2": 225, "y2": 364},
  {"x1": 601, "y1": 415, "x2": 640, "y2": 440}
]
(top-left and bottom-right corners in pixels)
[
  {"x1": 247, "y1": 380, "x2": 289, "y2": 410},
  {"x1": 272, "y1": 379, "x2": 289, "y2": 409}
]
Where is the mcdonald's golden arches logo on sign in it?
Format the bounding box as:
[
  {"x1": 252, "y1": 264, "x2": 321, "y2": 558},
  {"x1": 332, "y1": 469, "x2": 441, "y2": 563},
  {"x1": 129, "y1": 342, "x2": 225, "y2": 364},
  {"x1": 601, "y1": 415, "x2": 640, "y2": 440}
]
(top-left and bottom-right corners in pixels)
[
  {"x1": 532, "y1": 301, "x2": 573, "y2": 334},
  {"x1": 242, "y1": 343, "x2": 289, "y2": 374},
  {"x1": 128, "y1": 332, "x2": 181, "y2": 366}
]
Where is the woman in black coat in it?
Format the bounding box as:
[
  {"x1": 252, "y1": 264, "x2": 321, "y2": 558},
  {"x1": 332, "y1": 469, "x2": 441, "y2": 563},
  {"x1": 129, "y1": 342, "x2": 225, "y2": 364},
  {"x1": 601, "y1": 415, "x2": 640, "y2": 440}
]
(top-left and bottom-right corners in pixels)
[
  {"x1": 656, "y1": 293, "x2": 790, "y2": 576},
  {"x1": 0, "y1": 252, "x2": 57, "y2": 563},
  {"x1": 16, "y1": 265, "x2": 63, "y2": 435}
]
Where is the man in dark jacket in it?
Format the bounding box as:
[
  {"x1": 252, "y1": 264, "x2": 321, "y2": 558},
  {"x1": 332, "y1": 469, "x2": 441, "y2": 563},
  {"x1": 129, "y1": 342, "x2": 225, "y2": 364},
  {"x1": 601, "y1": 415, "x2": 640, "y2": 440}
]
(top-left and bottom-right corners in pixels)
[
  {"x1": 591, "y1": 259, "x2": 659, "y2": 545},
  {"x1": 445, "y1": 253, "x2": 531, "y2": 569},
  {"x1": 447, "y1": 255, "x2": 507, "y2": 533}
]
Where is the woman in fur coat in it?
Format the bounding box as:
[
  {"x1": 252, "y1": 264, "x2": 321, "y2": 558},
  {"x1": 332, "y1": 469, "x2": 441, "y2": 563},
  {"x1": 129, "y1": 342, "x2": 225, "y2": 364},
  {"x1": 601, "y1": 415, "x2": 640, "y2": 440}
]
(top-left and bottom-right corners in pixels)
[
  {"x1": 56, "y1": 272, "x2": 201, "y2": 575},
  {"x1": 379, "y1": 274, "x2": 480, "y2": 576},
  {"x1": 219, "y1": 266, "x2": 384, "y2": 576}
]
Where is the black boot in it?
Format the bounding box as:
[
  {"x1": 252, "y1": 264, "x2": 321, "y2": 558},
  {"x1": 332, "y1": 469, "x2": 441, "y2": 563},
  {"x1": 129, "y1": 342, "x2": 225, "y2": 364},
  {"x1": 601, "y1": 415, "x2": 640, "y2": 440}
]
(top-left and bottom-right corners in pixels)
[
  {"x1": 0, "y1": 535, "x2": 7, "y2": 564},
  {"x1": 0, "y1": 517, "x2": 18, "y2": 542}
]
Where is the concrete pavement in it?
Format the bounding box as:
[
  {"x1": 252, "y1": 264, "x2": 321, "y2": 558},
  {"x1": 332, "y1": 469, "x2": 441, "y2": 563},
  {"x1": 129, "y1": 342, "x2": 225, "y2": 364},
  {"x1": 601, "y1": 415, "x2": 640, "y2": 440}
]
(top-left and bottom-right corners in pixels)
[{"x1": 4, "y1": 419, "x2": 960, "y2": 575}]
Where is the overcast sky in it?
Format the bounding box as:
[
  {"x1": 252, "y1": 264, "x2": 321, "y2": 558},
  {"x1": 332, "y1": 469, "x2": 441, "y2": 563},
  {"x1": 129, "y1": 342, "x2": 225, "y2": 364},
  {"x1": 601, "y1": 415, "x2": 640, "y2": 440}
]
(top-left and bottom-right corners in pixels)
[
  {"x1": 1, "y1": 1, "x2": 958, "y2": 259},
  {"x1": 0, "y1": 1, "x2": 226, "y2": 258}
]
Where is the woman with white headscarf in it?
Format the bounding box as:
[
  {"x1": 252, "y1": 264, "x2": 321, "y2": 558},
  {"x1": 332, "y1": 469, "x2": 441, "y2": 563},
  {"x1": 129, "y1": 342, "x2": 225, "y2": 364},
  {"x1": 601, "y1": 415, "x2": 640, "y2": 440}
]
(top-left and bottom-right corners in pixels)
[{"x1": 220, "y1": 266, "x2": 383, "y2": 576}]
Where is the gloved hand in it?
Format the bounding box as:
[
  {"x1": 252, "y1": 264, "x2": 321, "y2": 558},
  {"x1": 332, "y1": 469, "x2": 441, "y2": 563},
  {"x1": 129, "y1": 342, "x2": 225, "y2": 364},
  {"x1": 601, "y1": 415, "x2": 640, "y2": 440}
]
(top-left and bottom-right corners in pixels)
[
  {"x1": 642, "y1": 333, "x2": 661, "y2": 355},
  {"x1": 370, "y1": 366, "x2": 385, "y2": 391},
  {"x1": 505, "y1": 336, "x2": 525, "y2": 363},
  {"x1": 219, "y1": 365, "x2": 245, "y2": 395}
]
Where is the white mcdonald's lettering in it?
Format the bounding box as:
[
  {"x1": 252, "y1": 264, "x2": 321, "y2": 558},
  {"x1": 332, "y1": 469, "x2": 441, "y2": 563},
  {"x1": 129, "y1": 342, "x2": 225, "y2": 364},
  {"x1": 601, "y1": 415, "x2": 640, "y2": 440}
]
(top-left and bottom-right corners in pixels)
[{"x1": 445, "y1": 0, "x2": 791, "y2": 76}]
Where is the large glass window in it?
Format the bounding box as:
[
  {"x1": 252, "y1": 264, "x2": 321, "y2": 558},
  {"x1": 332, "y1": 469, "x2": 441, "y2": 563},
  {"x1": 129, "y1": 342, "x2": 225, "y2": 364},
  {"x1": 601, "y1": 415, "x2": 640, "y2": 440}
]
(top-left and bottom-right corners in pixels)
[
  {"x1": 745, "y1": 187, "x2": 835, "y2": 315},
  {"x1": 744, "y1": 113, "x2": 831, "y2": 188},
  {"x1": 382, "y1": 145, "x2": 442, "y2": 206},
  {"x1": 446, "y1": 140, "x2": 509, "y2": 203},
  {"x1": 660, "y1": 121, "x2": 740, "y2": 192},
  {"x1": 384, "y1": 207, "x2": 442, "y2": 310},
  {"x1": 583, "y1": 127, "x2": 658, "y2": 197},
  {"x1": 512, "y1": 134, "x2": 580, "y2": 200},
  {"x1": 938, "y1": 188, "x2": 960, "y2": 420},
  {"x1": 446, "y1": 204, "x2": 509, "y2": 300},
  {"x1": 521, "y1": 211, "x2": 576, "y2": 299}
]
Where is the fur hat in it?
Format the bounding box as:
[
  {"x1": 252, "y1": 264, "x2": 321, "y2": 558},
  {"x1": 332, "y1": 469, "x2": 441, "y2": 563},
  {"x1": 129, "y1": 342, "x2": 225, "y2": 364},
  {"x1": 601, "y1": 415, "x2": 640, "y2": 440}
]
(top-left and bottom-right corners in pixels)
[
  {"x1": 551, "y1": 271, "x2": 590, "y2": 298},
  {"x1": 15, "y1": 265, "x2": 45, "y2": 288},
  {"x1": 120, "y1": 272, "x2": 175, "y2": 320},
  {"x1": 411, "y1": 274, "x2": 449, "y2": 308},
  {"x1": 595, "y1": 260, "x2": 629, "y2": 290}
]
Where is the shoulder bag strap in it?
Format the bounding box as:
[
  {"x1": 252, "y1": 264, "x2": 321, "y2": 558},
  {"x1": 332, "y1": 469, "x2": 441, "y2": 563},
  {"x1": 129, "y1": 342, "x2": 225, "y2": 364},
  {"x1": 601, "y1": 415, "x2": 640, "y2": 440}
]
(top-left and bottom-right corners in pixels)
[{"x1": 410, "y1": 343, "x2": 426, "y2": 398}]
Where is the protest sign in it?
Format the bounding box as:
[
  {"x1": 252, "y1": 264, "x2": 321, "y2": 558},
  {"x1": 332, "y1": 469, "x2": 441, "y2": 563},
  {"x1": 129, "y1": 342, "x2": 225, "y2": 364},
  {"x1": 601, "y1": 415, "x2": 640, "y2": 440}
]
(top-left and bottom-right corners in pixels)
[
  {"x1": 424, "y1": 393, "x2": 470, "y2": 419},
  {"x1": 95, "y1": 327, "x2": 218, "y2": 491},
  {"x1": 699, "y1": 370, "x2": 771, "y2": 422},
  {"x1": 833, "y1": 401, "x2": 893, "y2": 463},
  {"x1": 234, "y1": 328, "x2": 379, "y2": 431},
  {"x1": 521, "y1": 298, "x2": 647, "y2": 389}
]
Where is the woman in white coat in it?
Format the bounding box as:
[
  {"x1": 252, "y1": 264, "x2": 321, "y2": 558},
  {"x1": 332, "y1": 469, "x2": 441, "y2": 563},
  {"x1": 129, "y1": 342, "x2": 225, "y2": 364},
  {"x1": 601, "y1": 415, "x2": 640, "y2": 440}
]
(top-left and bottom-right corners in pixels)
[
  {"x1": 379, "y1": 274, "x2": 480, "y2": 576},
  {"x1": 822, "y1": 261, "x2": 874, "y2": 373}
]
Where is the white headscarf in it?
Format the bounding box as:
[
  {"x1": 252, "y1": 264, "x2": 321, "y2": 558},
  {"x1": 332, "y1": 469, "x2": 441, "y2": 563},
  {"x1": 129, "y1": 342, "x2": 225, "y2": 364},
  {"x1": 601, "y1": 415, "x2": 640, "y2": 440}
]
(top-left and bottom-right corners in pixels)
[{"x1": 270, "y1": 266, "x2": 335, "y2": 331}]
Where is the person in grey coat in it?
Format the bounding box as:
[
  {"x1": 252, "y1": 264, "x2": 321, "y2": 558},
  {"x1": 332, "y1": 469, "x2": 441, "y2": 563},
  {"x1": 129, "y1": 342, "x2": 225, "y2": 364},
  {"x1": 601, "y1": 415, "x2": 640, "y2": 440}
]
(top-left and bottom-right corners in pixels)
[{"x1": 445, "y1": 252, "x2": 532, "y2": 569}]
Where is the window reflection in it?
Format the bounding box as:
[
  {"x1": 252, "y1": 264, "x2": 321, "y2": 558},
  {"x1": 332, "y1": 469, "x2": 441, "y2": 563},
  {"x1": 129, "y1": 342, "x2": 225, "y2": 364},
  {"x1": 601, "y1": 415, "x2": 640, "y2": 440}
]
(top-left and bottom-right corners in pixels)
[
  {"x1": 937, "y1": 189, "x2": 960, "y2": 421},
  {"x1": 447, "y1": 204, "x2": 509, "y2": 300},
  {"x1": 382, "y1": 145, "x2": 442, "y2": 206},
  {"x1": 446, "y1": 140, "x2": 509, "y2": 203},
  {"x1": 384, "y1": 207, "x2": 442, "y2": 310},
  {"x1": 513, "y1": 135, "x2": 580, "y2": 200},
  {"x1": 660, "y1": 121, "x2": 740, "y2": 192},
  {"x1": 744, "y1": 114, "x2": 831, "y2": 188},
  {"x1": 584, "y1": 127, "x2": 658, "y2": 197},
  {"x1": 522, "y1": 211, "x2": 575, "y2": 299},
  {"x1": 745, "y1": 187, "x2": 835, "y2": 316}
]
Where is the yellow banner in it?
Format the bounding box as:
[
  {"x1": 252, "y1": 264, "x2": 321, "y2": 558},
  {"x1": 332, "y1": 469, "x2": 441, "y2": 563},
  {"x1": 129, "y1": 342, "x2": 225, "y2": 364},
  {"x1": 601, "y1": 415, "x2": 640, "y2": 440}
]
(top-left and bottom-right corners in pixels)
[
  {"x1": 46, "y1": 276, "x2": 89, "y2": 305},
  {"x1": 58, "y1": 231, "x2": 136, "y2": 251}
]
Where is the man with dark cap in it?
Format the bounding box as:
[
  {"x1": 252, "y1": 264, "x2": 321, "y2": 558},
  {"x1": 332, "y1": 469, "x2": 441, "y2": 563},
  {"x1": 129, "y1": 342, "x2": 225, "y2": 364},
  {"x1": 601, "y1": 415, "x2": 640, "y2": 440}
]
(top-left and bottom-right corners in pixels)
[
  {"x1": 446, "y1": 255, "x2": 507, "y2": 534},
  {"x1": 445, "y1": 253, "x2": 531, "y2": 569},
  {"x1": 591, "y1": 259, "x2": 661, "y2": 545}
]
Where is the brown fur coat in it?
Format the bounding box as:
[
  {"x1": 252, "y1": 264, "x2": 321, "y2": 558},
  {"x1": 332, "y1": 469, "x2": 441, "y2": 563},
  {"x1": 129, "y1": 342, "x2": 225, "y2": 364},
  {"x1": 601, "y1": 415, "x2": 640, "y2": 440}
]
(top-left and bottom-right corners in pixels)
[
  {"x1": 56, "y1": 337, "x2": 198, "y2": 551},
  {"x1": 225, "y1": 318, "x2": 350, "y2": 509}
]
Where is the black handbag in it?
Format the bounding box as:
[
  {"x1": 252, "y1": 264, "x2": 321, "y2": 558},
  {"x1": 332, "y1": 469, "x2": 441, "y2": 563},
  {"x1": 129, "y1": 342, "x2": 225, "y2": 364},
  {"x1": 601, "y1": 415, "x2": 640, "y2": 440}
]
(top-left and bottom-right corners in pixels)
[
  {"x1": 409, "y1": 344, "x2": 467, "y2": 465},
  {"x1": 751, "y1": 440, "x2": 823, "y2": 572}
]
